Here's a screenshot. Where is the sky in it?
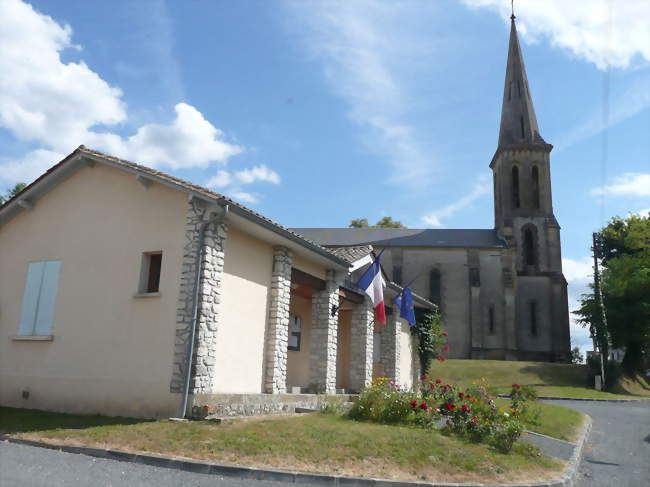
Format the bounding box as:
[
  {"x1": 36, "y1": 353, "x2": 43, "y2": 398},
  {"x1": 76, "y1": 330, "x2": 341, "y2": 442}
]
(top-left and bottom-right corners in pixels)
[{"x1": 1, "y1": 0, "x2": 649, "y2": 356}]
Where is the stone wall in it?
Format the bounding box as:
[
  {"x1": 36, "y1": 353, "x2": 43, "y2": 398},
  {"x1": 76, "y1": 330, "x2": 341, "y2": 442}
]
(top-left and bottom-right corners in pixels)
[
  {"x1": 170, "y1": 199, "x2": 228, "y2": 395},
  {"x1": 309, "y1": 269, "x2": 340, "y2": 393},
  {"x1": 263, "y1": 246, "x2": 292, "y2": 393},
  {"x1": 380, "y1": 313, "x2": 401, "y2": 382}
]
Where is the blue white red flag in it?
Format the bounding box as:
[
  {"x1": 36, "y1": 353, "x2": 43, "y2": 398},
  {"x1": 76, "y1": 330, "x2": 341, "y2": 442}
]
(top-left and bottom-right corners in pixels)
[{"x1": 355, "y1": 253, "x2": 386, "y2": 324}]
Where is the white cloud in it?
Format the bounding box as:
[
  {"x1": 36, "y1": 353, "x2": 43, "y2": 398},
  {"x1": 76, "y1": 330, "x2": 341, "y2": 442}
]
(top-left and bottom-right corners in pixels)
[
  {"x1": 562, "y1": 256, "x2": 593, "y2": 284},
  {"x1": 461, "y1": 0, "x2": 650, "y2": 69},
  {"x1": 0, "y1": 0, "x2": 244, "y2": 182},
  {"x1": 205, "y1": 165, "x2": 280, "y2": 205},
  {"x1": 234, "y1": 165, "x2": 280, "y2": 185},
  {"x1": 631, "y1": 208, "x2": 650, "y2": 217},
  {"x1": 591, "y1": 172, "x2": 650, "y2": 197},
  {"x1": 421, "y1": 175, "x2": 490, "y2": 227},
  {"x1": 285, "y1": 0, "x2": 435, "y2": 186},
  {"x1": 562, "y1": 256, "x2": 594, "y2": 356},
  {"x1": 0, "y1": 149, "x2": 64, "y2": 184}
]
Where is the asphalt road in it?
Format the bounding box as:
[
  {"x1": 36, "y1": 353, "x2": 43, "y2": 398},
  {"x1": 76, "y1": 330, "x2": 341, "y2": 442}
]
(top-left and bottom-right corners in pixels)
[
  {"x1": 544, "y1": 399, "x2": 650, "y2": 487},
  {"x1": 1, "y1": 400, "x2": 648, "y2": 487}
]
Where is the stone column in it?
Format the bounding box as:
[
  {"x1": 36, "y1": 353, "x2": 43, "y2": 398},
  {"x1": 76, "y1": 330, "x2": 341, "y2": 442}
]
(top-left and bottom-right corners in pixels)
[
  {"x1": 309, "y1": 270, "x2": 340, "y2": 394},
  {"x1": 380, "y1": 313, "x2": 401, "y2": 383},
  {"x1": 264, "y1": 246, "x2": 292, "y2": 393},
  {"x1": 349, "y1": 299, "x2": 374, "y2": 392},
  {"x1": 411, "y1": 334, "x2": 422, "y2": 384},
  {"x1": 170, "y1": 199, "x2": 228, "y2": 395}
]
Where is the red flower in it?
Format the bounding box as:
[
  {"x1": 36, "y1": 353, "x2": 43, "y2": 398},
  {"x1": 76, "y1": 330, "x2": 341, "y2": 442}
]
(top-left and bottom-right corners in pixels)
[
  {"x1": 429, "y1": 382, "x2": 436, "y2": 390},
  {"x1": 437, "y1": 356, "x2": 446, "y2": 362},
  {"x1": 420, "y1": 374, "x2": 428, "y2": 381},
  {"x1": 435, "y1": 379, "x2": 443, "y2": 384},
  {"x1": 471, "y1": 415, "x2": 478, "y2": 422},
  {"x1": 461, "y1": 404, "x2": 471, "y2": 413},
  {"x1": 443, "y1": 345, "x2": 450, "y2": 352},
  {"x1": 458, "y1": 392, "x2": 465, "y2": 399},
  {"x1": 442, "y1": 331, "x2": 448, "y2": 336},
  {"x1": 443, "y1": 402, "x2": 456, "y2": 411},
  {"x1": 409, "y1": 401, "x2": 418, "y2": 409},
  {"x1": 420, "y1": 402, "x2": 429, "y2": 411},
  {"x1": 512, "y1": 383, "x2": 521, "y2": 389}
]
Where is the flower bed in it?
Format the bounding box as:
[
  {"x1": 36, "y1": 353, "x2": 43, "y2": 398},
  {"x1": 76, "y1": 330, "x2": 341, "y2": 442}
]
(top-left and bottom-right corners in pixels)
[{"x1": 349, "y1": 377, "x2": 539, "y2": 453}]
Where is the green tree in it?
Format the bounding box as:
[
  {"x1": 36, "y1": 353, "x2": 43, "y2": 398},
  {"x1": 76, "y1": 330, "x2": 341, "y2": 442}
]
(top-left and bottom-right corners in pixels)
[
  {"x1": 0, "y1": 182, "x2": 27, "y2": 205},
  {"x1": 575, "y1": 215, "x2": 650, "y2": 373},
  {"x1": 570, "y1": 347, "x2": 584, "y2": 364},
  {"x1": 348, "y1": 216, "x2": 407, "y2": 228}
]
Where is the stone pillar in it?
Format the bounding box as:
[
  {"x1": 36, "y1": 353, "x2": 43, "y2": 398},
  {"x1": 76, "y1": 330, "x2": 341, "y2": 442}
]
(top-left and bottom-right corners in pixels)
[
  {"x1": 349, "y1": 299, "x2": 374, "y2": 392},
  {"x1": 411, "y1": 334, "x2": 422, "y2": 383},
  {"x1": 309, "y1": 270, "x2": 340, "y2": 394},
  {"x1": 380, "y1": 313, "x2": 401, "y2": 383},
  {"x1": 170, "y1": 199, "x2": 228, "y2": 395},
  {"x1": 264, "y1": 246, "x2": 292, "y2": 393}
]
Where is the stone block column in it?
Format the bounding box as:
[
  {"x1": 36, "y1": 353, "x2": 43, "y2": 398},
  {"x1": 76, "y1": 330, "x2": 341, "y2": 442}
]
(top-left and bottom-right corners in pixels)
[
  {"x1": 171, "y1": 199, "x2": 228, "y2": 395},
  {"x1": 264, "y1": 246, "x2": 292, "y2": 393},
  {"x1": 411, "y1": 334, "x2": 422, "y2": 384},
  {"x1": 380, "y1": 313, "x2": 401, "y2": 383},
  {"x1": 309, "y1": 270, "x2": 340, "y2": 394},
  {"x1": 349, "y1": 299, "x2": 374, "y2": 392}
]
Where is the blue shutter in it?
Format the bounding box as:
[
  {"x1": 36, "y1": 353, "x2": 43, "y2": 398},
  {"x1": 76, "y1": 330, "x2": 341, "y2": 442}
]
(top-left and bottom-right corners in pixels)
[
  {"x1": 18, "y1": 262, "x2": 46, "y2": 335},
  {"x1": 34, "y1": 260, "x2": 61, "y2": 335}
]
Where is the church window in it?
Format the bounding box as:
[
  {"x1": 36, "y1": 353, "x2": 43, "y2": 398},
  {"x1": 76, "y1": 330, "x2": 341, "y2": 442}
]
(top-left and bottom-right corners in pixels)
[
  {"x1": 520, "y1": 116, "x2": 525, "y2": 138},
  {"x1": 524, "y1": 228, "x2": 536, "y2": 266},
  {"x1": 530, "y1": 301, "x2": 538, "y2": 336},
  {"x1": 429, "y1": 269, "x2": 441, "y2": 308},
  {"x1": 511, "y1": 166, "x2": 520, "y2": 208},
  {"x1": 532, "y1": 166, "x2": 540, "y2": 209},
  {"x1": 488, "y1": 305, "x2": 495, "y2": 334}
]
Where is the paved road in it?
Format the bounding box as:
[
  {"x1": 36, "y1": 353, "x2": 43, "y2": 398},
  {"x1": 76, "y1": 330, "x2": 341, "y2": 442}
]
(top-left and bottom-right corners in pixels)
[
  {"x1": 0, "y1": 441, "x2": 310, "y2": 487},
  {"x1": 544, "y1": 399, "x2": 650, "y2": 487},
  {"x1": 2, "y1": 400, "x2": 648, "y2": 486}
]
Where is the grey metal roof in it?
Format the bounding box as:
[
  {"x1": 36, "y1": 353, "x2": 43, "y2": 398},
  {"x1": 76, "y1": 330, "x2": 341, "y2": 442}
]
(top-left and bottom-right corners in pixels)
[{"x1": 291, "y1": 228, "x2": 507, "y2": 249}]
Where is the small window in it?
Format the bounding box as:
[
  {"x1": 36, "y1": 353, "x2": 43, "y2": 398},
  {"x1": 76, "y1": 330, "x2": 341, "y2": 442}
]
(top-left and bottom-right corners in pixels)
[
  {"x1": 288, "y1": 314, "x2": 302, "y2": 351},
  {"x1": 530, "y1": 301, "x2": 538, "y2": 336},
  {"x1": 139, "y1": 252, "x2": 162, "y2": 293},
  {"x1": 18, "y1": 260, "x2": 61, "y2": 336},
  {"x1": 488, "y1": 305, "x2": 495, "y2": 334},
  {"x1": 524, "y1": 229, "x2": 536, "y2": 266},
  {"x1": 373, "y1": 332, "x2": 381, "y2": 363}
]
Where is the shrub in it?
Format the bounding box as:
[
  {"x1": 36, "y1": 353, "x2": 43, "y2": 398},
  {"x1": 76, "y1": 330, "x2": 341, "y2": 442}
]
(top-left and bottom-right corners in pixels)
[{"x1": 348, "y1": 376, "x2": 535, "y2": 453}]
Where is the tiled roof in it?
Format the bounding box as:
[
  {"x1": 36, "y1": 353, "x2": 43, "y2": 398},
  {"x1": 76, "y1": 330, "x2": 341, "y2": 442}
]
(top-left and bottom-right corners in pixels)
[
  {"x1": 291, "y1": 227, "x2": 507, "y2": 249},
  {"x1": 327, "y1": 245, "x2": 373, "y2": 263},
  {"x1": 0, "y1": 146, "x2": 349, "y2": 267}
]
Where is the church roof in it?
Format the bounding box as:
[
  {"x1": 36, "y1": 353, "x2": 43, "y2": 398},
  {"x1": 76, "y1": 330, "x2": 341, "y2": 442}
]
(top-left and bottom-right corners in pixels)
[
  {"x1": 497, "y1": 16, "x2": 546, "y2": 148},
  {"x1": 328, "y1": 245, "x2": 374, "y2": 263},
  {"x1": 291, "y1": 228, "x2": 507, "y2": 249}
]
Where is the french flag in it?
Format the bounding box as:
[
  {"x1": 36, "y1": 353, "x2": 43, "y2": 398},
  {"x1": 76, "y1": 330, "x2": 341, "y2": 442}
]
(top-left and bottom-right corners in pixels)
[{"x1": 355, "y1": 253, "x2": 386, "y2": 324}]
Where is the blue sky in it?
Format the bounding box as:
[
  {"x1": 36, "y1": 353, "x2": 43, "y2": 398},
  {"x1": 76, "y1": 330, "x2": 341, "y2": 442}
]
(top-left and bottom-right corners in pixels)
[{"x1": 1, "y1": 0, "x2": 649, "y2": 354}]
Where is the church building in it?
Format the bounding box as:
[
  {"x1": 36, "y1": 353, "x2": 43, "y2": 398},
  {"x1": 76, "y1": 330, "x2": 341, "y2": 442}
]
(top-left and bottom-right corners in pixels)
[{"x1": 294, "y1": 15, "x2": 572, "y2": 362}]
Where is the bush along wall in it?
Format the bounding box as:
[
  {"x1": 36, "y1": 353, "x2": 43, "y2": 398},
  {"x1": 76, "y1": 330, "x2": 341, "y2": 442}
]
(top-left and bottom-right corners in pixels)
[{"x1": 411, "y1": 309, "x2": 448, "y2": 375}]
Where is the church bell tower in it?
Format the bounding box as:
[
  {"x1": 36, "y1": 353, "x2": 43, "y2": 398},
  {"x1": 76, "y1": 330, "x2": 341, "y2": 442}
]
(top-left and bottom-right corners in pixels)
[{"x1": 491, "y1": 15, "x2": 571, "y2": 361}]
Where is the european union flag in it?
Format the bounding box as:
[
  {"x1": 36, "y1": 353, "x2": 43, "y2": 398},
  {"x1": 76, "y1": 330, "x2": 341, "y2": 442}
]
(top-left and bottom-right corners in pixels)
[{"x1": 393, "y1": 287, "x2": 416, "y2": 326}]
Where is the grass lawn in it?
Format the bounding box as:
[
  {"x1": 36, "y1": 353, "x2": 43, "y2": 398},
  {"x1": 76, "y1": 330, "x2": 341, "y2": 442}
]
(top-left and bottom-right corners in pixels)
[
  {"x1": 1, "y1": 407, "x2": 564, "y2": 484},
  {"x1": 428, "y1": 359, "x2": 650, "y2": 399}
]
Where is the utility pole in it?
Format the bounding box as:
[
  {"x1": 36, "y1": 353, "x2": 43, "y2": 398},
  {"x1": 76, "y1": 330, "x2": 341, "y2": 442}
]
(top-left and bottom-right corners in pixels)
[{"x1": 592, "y1": 232, "x2": 607, "y2": 387}]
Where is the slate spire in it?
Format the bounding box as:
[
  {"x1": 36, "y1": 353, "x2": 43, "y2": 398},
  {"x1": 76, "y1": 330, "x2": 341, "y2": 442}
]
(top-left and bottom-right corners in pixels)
[{"x1": 497, "y1": 15, "x2": 545, "y2": 147}]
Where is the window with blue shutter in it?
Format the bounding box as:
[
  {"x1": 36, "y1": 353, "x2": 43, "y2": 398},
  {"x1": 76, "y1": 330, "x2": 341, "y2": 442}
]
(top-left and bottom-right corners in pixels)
[{"x1": 17, "y1": 260, "x2": 61, "y2": 336}]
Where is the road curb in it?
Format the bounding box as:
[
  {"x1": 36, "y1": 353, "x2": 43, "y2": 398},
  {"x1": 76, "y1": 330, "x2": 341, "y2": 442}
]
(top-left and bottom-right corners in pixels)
[
  {"x1": 497, "y1": 394, "x2": 649, "y2": 403},
  {"x1": 0, "y1": 416, "x2": 593, "y2": 487}
]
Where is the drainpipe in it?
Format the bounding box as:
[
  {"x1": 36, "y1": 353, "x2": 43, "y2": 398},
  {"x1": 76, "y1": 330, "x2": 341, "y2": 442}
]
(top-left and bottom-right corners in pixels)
[{"x1": 179, "y1": 202, "x2": 229, "y2": 418}]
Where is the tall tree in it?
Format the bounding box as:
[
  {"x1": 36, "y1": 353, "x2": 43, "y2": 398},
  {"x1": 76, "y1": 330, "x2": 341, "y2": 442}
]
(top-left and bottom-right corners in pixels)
[
  {"x1": 0, "y1": 182, "x2": 27, "y2": 205},
  {"x1": 348, "y1": 217, "x2": 407, "y2": 228}
]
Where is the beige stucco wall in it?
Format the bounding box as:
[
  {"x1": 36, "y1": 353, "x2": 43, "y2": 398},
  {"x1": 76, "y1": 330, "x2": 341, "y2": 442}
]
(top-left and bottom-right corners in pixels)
[
  {"x1": 0, "y1": 163, "x2": 187, "y2": 418},
  {"x1": 214, "y1": 227, "x2": 273, "y2": 393},
  {"x1": 286, "y1": 294, "x2": 312, "y2": 389},
  {"x1": 399, "y1": 324, "x2": 414, "y2": 389},
  {"x1": 292, "y1": 254, "x2": 327, "y2": 281}
]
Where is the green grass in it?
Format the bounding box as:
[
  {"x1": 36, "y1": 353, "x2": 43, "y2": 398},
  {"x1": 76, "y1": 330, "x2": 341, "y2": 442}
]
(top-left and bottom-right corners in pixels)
[
  {"x1": 494, "y1": 399, "x2": 584, "y2": 442},
  {"x1": 1, "y1": 407, "x2": 563, "y2": 484},
  {"x1": 428, "y1": 359, "x2": 649, "y2": 399}
]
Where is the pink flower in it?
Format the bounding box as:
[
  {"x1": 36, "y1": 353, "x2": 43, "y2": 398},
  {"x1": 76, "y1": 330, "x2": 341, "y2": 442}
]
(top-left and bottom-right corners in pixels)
[
  {"x1": 461, "y1": 404, "x2": 471, "y2": 413},
  {"x1": 420, "y1": 374, "x2": 428, "y2": 381},
  {"x1": 458, "y1": 392, "x2": 465, "y2": 399},
  {"x1": 512, "y1": 383, "x2": 521, "y2": 389},
  {"x1": 420, "y1": 402, "x2": 429, "y2": 411},
  {"x1": 442, "y1": 331, "x2": 448, "y2": 337},
  {"x1": 435, "y1": 379, "x2": 443, "y2": 384},
  {"x1": 437, "y1": 356, "x2": 446, "y2": 362},
  {"x1": 409, "y1": 401, "x2": 418, "y2": 409},
  {"x1": 443, "y1": 345, "x2": 450, "y2": 352}
]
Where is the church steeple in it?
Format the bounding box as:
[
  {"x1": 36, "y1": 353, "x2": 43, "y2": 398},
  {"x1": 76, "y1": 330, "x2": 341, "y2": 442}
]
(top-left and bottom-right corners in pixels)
[{"x1": 497, "y1": 15, "x2": 545, "y2": 147}]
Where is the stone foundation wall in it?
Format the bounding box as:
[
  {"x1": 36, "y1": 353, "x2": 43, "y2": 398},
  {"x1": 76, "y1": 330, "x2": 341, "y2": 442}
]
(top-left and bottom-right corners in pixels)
[
  {"x1": 380, "y1": 314, "x2": 401, "y2": 382},
  {"x1": 349, "y1": 300, "x2": 374, "y2": 392}
]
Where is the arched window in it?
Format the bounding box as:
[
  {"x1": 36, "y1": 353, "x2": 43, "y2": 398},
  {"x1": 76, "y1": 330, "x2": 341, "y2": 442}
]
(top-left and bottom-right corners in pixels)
[
  {"x1": 529, "y1": 301, "x2": 538, "y2": 336},
  {"x1": 532, "y1": 166, "x2": 540, "y2": 209},
  {"x1": 524, "y1": 228, "x2": 536, "y2": 266},
  {"x1": 429, "y1": 269, "x2": 441, "y2": 308},
  {"x1": 511, "y1": 166, "x2": 520, "y2": 209}
]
